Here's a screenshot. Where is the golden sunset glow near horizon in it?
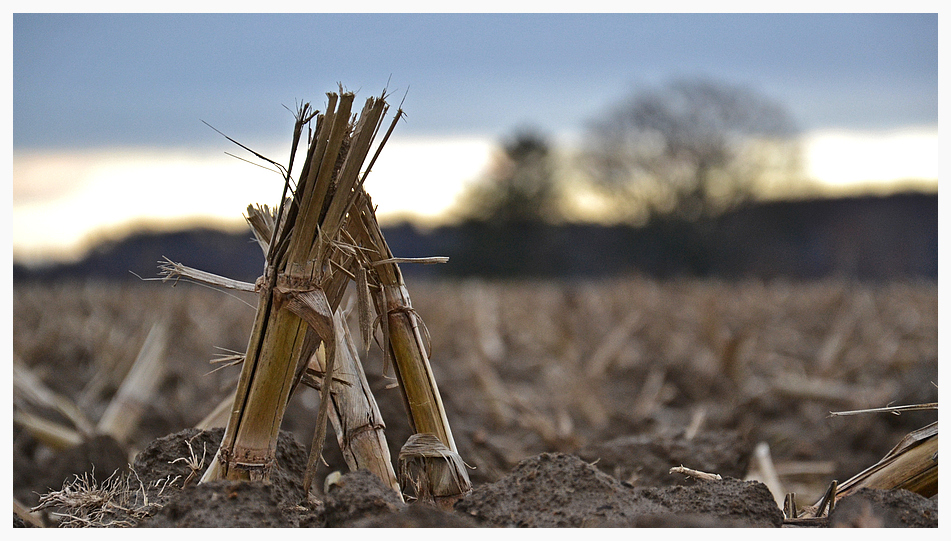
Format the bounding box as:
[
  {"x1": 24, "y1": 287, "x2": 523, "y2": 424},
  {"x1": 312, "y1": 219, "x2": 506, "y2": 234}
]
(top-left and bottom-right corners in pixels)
[
  {"x1": 10, "y1": 127, "x2": 938, "y2": 266},
  {"x1": 10, "y1": 136, "x2": 499, "y2": 265}
]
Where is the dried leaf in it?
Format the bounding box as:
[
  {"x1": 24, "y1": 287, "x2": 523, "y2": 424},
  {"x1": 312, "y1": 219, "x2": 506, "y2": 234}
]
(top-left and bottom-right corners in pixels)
[{"x1": 357, "y1": 266, "x2": 373, "y2": 355}]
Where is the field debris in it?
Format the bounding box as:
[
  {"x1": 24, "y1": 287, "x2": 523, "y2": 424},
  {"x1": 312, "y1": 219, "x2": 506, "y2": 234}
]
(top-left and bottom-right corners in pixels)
[
  {"x1": 668, "y1": 465, "x2": 722, "y2": 481},
  {"x1": 829, "y1": 402, "x2": 937, "y2": 417}
]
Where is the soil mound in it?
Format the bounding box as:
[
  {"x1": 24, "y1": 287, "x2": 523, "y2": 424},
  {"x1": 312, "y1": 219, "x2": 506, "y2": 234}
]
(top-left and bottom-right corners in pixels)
[{"x1": 577, "y1": 429, "x2": 749, "y2": 487}]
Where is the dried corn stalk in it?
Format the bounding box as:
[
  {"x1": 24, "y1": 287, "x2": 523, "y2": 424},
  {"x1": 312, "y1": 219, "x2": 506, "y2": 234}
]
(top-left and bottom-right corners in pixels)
[
  {"x1": 245, "y1": 199, "x2": 401, "y2": 496},
  {"x1": 303, "y1": 308, "x2": 401, "y2": 495},
  {"x1": 346, "y1": 192, "x2": 471, "y2": 500},
  {"x1": 164, "y1": 201, "x2": 403, "y2": 493},
  {"x1": 14, "y1": 321, "x2": 166, "y2": 450},
  {"x1": 96, "y1": 322, "x2": 168, "y2": 443},
  {"x1": 399, "y1": 433, "x2": 471, "y2": 510},
  {"x1": 832, "y1": 421, "x2": 937, "y2": 501},
  {"x1": 13, "y1": 361, "x2": 94, "y2": 448},
  {"x1": 347, "y1": 193, "x2": 458, "y2": 450},
  {"x1": 200, "y1": 91, "x2": 395, "y2": 484}
]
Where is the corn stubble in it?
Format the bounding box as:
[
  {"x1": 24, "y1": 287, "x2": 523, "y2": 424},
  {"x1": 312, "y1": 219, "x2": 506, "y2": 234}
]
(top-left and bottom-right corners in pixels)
[
  {"x1": 785, "y1": 410, "x2": 937, "y2": 523},
  {"x1": 167, "y1": 89, "x2": 469, "y2": 502}
]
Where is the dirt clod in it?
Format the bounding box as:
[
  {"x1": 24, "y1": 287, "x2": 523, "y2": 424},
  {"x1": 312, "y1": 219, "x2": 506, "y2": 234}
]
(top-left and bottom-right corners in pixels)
[
  {"x1": 322, "y1": 469, "x2": 403, "y2": 526},
  {"x1": 139, "y1": 480, "x2": 293, "y2": 527},
  {"x1": 456, "y1": 452, "x2": 664, "y2": 527},
  {"x1": 636, "y1": 477, "x2": 784, "y2": 527},
  {"x1": 131, "y1": 427, "x2": 309, "y2": 508}
]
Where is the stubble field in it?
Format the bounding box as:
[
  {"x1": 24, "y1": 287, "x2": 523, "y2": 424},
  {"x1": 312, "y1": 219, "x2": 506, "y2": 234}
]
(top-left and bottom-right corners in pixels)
[{"x1": 12, "y1": 276, "x2": 938, "y2": 527}]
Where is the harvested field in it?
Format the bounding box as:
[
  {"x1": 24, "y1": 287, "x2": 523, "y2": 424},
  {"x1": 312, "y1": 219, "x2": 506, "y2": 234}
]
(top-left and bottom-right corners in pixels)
[{"x1": 12, "y1": 276, "x2": 938, "y2": 527}]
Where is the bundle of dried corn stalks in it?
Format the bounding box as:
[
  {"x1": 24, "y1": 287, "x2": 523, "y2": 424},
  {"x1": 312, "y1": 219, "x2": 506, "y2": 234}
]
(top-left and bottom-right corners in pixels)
[{"x1": 159, "y1": 89, "x2": 468, "y2": 501}]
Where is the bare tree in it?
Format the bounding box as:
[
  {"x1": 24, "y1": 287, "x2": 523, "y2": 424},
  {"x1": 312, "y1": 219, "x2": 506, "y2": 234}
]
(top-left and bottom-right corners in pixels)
[
  {"x1": 460, "y1": 128, "x2": 562, "y2": 225},
  {"x1": 583, "y1": 78, "x2": 802, "y2": 222}
]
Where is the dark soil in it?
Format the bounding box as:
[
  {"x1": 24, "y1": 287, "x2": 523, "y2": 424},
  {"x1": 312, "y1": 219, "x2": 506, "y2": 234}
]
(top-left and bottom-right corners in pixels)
[
  {"x1": 18, "y1": 426, "x2": 935, "y2": 528},
  {"x1": 46, "y1": 428, "x2": 786, "y2": 527},
  {"x1": 829, "y1": 488, "x2": 938, "y2": 528},
  {"x1": 455, "y1": 451, "x2": 783, "y2": 527},
  {"x1": 12, "y1": 279, "x2": 938, "y2": 527},
  {"x1": 575, "y1": 429, "x2": 750, "y2": 487}
]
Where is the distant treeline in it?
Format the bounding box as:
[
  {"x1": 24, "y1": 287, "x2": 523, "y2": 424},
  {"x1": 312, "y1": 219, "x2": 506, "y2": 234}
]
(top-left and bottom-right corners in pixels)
[{"x1": 13, "y1": 192, "x2": 937, "y2": 283}]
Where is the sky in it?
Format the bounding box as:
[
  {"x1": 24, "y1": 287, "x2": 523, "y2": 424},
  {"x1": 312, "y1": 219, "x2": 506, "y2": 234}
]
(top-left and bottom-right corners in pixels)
[{"x1": 9, "y1": 8, "x2": 942, "y2": 264}]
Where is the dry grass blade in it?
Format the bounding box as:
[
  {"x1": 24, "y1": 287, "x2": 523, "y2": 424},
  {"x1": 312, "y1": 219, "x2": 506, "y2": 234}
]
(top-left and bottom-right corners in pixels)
[
  {"x1": 745, "y1": 441, "x2": 785, "y2": 508},
  {"x1": 464, "y1": 351, "x2": 516, "y2": 427},
  {"x1": 202, "y1": 119, "x2": 288, "y2": 179},
  {"x1": 246, "y1": 204, "x2": 277, "y2": 255},
  {"x1": 829, "y1": 402, "x2": 938, "y2": 417},
  {"x1": 206, "y1": 352, "x2": 245, "y2": 376},
  {"x1": 632, "y1": 366, "x2": 667, "y2": 420},
  {"x1": 370, "y1": 256, "x2": 450, "y2": 266},
  {"x1": 587, "y1": 310, "x2": 642, "y2": 378},
  {"x1": 791, "y1": 420, "x2": 938, "y2": 522},
  {"x1": 358, "y1": 99, "x2": 404, "y2": 186},
  {"x1": 771, "y1": 372, "x2": 871, "y2": 405},
  {"x1": 356, "y1": 266, "x2": 373, "y2": 354},
  {"x1": 783, "y1": 493, "x2": 798, "y2": 520},
  {"x1": 789, "y1": 480, "x2": 839, "y2": 522},
  {"x1": 14, "y1": 498, "x2": 45, "y2": 528},
  {"x1": 289, "y1": 291, "x2": 338, "y2": 494}
]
